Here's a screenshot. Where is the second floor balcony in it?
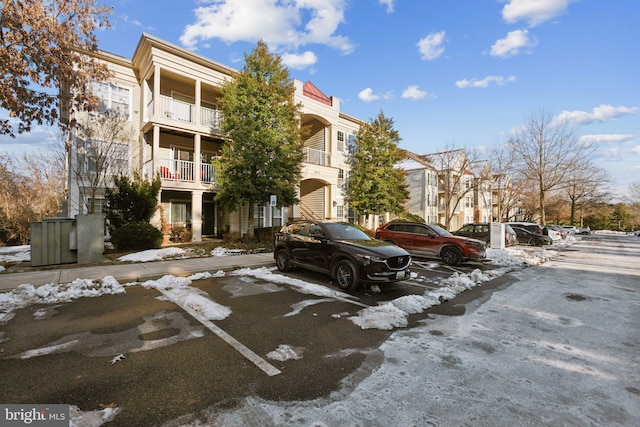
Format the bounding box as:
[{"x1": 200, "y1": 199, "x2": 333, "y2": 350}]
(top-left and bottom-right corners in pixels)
[
  {"x1": 303, "y1": 147, "x2": 330, "y2": 167},
  {"x1": 156, "y1": 158, "x2": 216, "y2": 185}
]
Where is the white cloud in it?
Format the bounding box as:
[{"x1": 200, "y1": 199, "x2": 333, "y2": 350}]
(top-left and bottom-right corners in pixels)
[
  {"x1": 554, "y1": 105, "x2": 640, "y2": 126},
  {"x1": 417, "y1": 31, "x2": 445, "y2": 61},
  {"x1": 502, "y1": 0, "x2": 576, "y2": 27},
  {"x1": 379, "y1": 0, "x2": 394, "y2": 13},
  {"x1": 401, "y1": 85, "x2": 428, "y2": 100},
  {"x1": 455, "y1": 75, "x2": 516, "y2": 88},
  {"x1": 359, "y1": 88, "x2": 380, "y2": 102},
  {"x1": 579, "y1": 134, "x2": 635, "y2": 145},
  {"x1": 179, "y1": 0, "x2": 354, "y2": 58},
  {"x1": 281, "y1": 51, "x2": 317, "y2": 69},
  {"x1": 491, "y1": 29, "x2": 534, "y2": 57}
]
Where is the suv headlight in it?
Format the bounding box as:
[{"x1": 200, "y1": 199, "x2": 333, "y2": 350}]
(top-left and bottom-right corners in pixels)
[{"x1": 356, "y1": 254, "x2": 384, "y2": 265}]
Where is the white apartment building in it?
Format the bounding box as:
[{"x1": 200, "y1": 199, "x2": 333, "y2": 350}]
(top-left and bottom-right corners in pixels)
[{"x1": 64, "y1": 34, "x2": 361, "y2": 241}]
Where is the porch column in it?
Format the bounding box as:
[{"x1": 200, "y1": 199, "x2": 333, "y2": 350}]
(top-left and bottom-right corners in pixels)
[
  {"x1": 191, "y1": 190, "x2": 203, "y2": 242},
  {"x1": 152, "y1": 125, "x2": 160, "y2": 174},
  {"x1": 194, "y1": 134, "x2": 201, "y2": 184}
]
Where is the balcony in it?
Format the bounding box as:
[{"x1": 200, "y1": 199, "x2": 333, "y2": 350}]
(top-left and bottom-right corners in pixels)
[
  {"x1": 303, "y1": 147, "x2": 330, "y2": 166},
  {"x1": 157, "y1": 158, "x2": 216, "y2": 185},
  {"x1": 155, "y1": 95, "x2": 224, "y2": 130}
]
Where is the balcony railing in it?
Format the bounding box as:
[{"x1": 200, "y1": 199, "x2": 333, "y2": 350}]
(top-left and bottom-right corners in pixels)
[
  {"x1": 157, "y1": 158, "x2": 216, "y2": 185},
  {"x1": 303, "y1": 147, "x2": 330, "y2": 166},
  {"x1": 155, "y1": 95, "x2": 224, "y2": 130}
]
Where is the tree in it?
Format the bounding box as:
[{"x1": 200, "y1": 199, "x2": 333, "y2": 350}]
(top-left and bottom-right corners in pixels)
[
  {"x1": 625, "y1": 181, "x2": 640, "y2": 230},
  {"x1": 105, "y1": 173, "x2": 161, "y2": 231},
  {"x1": 507, "y1": 110, "x2": 594, "y2": 225},
  {"x1": 0, "y1": 0, "x2": 112, "y2": 137},
  {"x1": 215, "y1": 40, "x2": 304, "y2": 238},
  {"x1": 424, "y1": 146, "x2": 482, "y2": 230},
  {"x1": 564, "y1": 160, "x2": 611, "y2": 226},
  {"x1": 346, "y1": 111, "x2": 409, "y2": 227},
  {"x1": 0, "y1": 153, "x2": 65, "y2": 244},
  {"x1": 65, "y1": 110, "x2": 136, "y2": 214}
]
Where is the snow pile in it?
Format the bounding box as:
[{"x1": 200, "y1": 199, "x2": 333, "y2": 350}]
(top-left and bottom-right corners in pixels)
[
  {"x1": 350, "y1": 268, "x2": 496, "y2": 330},
  {"x1": 231, "y1": 267, "x2": 356, "y2": 300},
  {"x1": 0, "y1": 276, "x2": 126, "y2": 323},
  {"x1": 0, "y1": 245, "x2": 30, "y2": 263},
  {"x1": 69, "y1": 405, "x2": 120, "y2": 427},
  {"x1": 139, "y1": 274, "x2": 232, "y2": 321},
  {"x1": 117, "y1": 247, "x2": 187, "y2": 262},
  {"x1": 266, "y1": 344, "x2": 304, "y2": 361}
]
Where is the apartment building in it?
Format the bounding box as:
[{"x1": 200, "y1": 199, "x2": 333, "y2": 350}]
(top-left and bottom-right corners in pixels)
[
  {"x1": 63, "y1": 34, "x2": 361, "y2": 241},
  {"x1": 400, "y1": 150, "x2": 495, "y2": 231}
]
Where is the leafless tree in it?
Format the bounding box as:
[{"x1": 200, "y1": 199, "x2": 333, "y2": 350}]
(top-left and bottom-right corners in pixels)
[
  {"x1": 489, "y1": 144, "x2": 524, "y2": 222},
  {"x1": 0, "y1": 152, "x2": 65, "y2": 244},
  {"x1": 66, "y1": 110, "x2": 135, "y2": 215},
  {"x1": 564, "y1": 160, "x2": 612, "y2": 226},
  {"x1": 624, "y1": 181, "x2": 640, "y2": 230},
  {"x1": 423, "y1": 145, "x2": 485, "y2": 230},
  {"x1": 507, "y1": 110, "x2": 594, "y2": 225}
]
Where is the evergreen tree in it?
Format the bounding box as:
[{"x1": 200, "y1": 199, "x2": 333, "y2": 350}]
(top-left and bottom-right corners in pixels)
[
  {"x1": 347, "y1": 111, "x2": 409, "y2": 226},
  {"x1": 215, "y1": 40, "x2": 304, "y2": 237},
  {"x1": 105, "y1": 173, "x2": 161, "y2": 231}
]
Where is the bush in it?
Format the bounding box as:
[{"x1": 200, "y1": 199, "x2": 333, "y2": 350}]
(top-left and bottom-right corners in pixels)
[{"x1": 110, "y1": 221, "x2": 162, "y2": 251}]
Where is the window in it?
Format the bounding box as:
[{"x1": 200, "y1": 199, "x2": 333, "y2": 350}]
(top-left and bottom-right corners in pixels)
[
  {"x1": 92, "y1": 82, "x2": 131, "y2": 119},
  {"x1": 80, "y1": 139, "x2": 129, "y2": 176},
  {"x1": 347, "y1": 134, "x2": 357, "y2": 154},
  {"x1": 337, "y1": 131, "x2": 345, "y2": 152},
  {"x1": 171, "y1": 202, "x2": 191, "y2": 225},
  {"x1": 336, "y1": 205, "x2": 344, "y2": 219}
]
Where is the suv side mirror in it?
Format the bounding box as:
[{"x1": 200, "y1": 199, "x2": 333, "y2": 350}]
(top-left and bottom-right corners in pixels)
[{"x1": 310, "y1": 233, "x2": 326, "y2": 241}]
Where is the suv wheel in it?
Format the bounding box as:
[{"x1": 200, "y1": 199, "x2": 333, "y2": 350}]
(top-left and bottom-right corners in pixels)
[
  {"x1": 530, "y1": 239, "x2": 542, "y2": 247},
  {"x1": 441, "y1": 247, "x2": 463, "y2": 266},
  {"x1": 334, "y1": 259, "x2": 360, "y2": 291},
  {"x1": 275, "y1": 249, "x2": 291, "y2": 272}
]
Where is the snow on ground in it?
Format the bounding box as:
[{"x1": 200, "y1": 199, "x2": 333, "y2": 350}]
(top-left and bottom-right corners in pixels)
[{"x1": 0, "y1": 239, "x2": 578, "y2": 426}]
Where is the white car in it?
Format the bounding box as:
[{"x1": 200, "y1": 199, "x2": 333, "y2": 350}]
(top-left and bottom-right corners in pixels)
[{"x1": 544, "y1": 226, "x2": 563, "y2": 241}]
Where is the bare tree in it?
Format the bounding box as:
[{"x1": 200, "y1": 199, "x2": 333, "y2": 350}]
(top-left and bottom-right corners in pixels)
[
  {"x1": 624, "y1": 181, "x2": 640, "y2": 230},
  {"x1": 507, "y1": 110, "x2": 594, "y2": 225},
  {"x1": 564, "y1": 160, "x2": 611, "y2": 226},
  {"x1": 489, "y1": 144, "x2": 523, "y2": 222},
  {"x1": 66, "y1": 110, "x2": 135, "y2": 215},
  {"x1": 423, "y1": 146, "x2": 484, "y2": 230},
  {"x1": 0, "y1": 152, "x2": 65, "y2": 244}
]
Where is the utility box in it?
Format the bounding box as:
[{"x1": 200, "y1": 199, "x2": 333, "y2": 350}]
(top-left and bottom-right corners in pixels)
[
  {"x1": 30, "y1": 214, "x2": 104, "y2": 267},
  {"x1": 490, "y1": 222, "x2": 506, "y2": 250},
  {"x1": 30, "y1": 218, "x2": 77, "y2": 266},
  {"x1": 75, "y1": 214, "x2": 104, "y2": 265}
]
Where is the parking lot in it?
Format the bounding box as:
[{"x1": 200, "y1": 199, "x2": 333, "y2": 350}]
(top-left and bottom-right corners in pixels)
[{"x1": 0, "y1": 250, "x2": 509, "y2": 426}]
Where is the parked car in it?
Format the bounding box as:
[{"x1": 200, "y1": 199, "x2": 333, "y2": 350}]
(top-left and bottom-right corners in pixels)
[
  {"x1": 578, "y1": 227, "x2": 592, "y2": 235},
  {"x1": 274, "y1": 220, "x2": 411, "y2": 291},
  {"x1": 559, "y1": 225, "x2": 579, "y2": 234},
  {"x1": 375, "y1": 221, "x2": 486, "y2": 266},
  {"x1": 544, "y1": 225, "x2": 565, "y2": 240},
  {"x1": 453, "y1": 223, "x2": 518, "y2": 247},
  {"x1": 511, "y1": 226, "x2": 553, "y2": 246},
  {"x1": 507, "y1": 222, "x2": 544, "y2": 235}
]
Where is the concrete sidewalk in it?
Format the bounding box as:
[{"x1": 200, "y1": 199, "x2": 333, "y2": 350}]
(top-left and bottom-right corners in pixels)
[{"x1": 0, "y1": 252, "x2": 275, "y2": 291}]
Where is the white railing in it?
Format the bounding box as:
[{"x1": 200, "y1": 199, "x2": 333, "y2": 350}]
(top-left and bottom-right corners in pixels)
[
  {"x1": 303, "y1": 147, "x2": 330, "y2": 166},
  {"x1": 201, "y1": 163, "x2": 216, "y2": 184},
  {"x1": 159, "y1": 95, "x2": 195, "y2": 124},
  {"x1": 201, "y1": 106, "x2": 223, "y2": 129},
  {"x1": 158, "y1": 158, "x2": 194, "y2": 182}
]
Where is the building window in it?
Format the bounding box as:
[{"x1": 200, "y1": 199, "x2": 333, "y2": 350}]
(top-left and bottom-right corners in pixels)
[
  {"x1": 336, "y1": 205, "x2": 344, "y2": 219},
  {"x1": 80, "y1": 139, "x2": 129, "y2": 176},
  {"x1": 337, "y1": 131, "x2": 345, "y2": 152},
  {"x1": 92, "y1": 82, "x2": 131, "y2": 119},
  {"x1": 347, "y1": 134, "x2": 357, "y2": 154}
]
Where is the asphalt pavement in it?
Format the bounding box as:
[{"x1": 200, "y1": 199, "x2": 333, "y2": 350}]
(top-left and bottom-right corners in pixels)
[{"x1": 0, "y1": 252, "x2": 276, "y2": 291}]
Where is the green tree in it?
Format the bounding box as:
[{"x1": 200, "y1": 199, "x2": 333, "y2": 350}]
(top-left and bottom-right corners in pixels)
[
  {"x1": 1, "y1": 0, "x2": 113, "y2": 137},
  {"x1": 215, "y1": 40, "x2": 304, "y2": 238},
  {"x1": 346, "y1": 111, "x2": 409, "y2": 227},
  {"x1": 105, "y1": 173, "x2": 161, "y2": 231}
]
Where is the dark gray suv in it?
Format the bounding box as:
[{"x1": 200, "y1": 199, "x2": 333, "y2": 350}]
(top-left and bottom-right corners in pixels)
[{"x1": 274, "y1": 220, "x2": 411, "y2": 291}]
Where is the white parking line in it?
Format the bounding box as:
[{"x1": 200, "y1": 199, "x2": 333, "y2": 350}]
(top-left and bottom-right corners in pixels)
[{"x1": 158, "y1": 288, "x2": 282, "y2": 377}]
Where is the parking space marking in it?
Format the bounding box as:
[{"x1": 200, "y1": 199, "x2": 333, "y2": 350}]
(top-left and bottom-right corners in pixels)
[{"x1": 158, "y1": 288, "x2": 282, "y2": 377}]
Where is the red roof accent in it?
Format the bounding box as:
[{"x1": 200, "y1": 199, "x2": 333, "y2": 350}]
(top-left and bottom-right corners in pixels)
[{"x1": 303, "y1": 81, "x2": 332, "y2": 106}]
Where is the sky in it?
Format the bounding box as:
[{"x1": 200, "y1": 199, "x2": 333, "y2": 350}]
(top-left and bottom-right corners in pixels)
[{"x1": 1, "y1": 0, "x2": 638, "y2": 197}]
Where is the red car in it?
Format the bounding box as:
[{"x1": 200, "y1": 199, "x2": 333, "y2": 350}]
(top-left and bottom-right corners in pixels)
[{"x1": 375, "y1": 221, "x2": 486, "y2": 266}]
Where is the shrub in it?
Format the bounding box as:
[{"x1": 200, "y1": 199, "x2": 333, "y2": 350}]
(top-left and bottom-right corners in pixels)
[{"x1": 110, "y1": 221, "x2": 162, "y2": 251}]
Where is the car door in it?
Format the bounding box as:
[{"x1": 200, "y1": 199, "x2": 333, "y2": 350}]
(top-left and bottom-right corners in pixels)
[
  {"x1": 287, "y1": 222, "x2": 311, "y2": 264},
  {"x1": 409, "y1": 224, "x2": 439, "y2": 256},
  {"x1": 305, "y1": 222, "x2": 332, "y2": 272}
]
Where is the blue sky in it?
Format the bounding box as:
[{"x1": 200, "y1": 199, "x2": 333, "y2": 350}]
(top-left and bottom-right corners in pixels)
[{"x1": 1, "y1": 0, "x2": 638, "y2": 197}]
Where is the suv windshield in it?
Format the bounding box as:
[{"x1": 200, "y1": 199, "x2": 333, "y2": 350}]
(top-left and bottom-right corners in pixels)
[
  {"x1": 429, "y1": 224, "x2": 453, "y2": 237},
  {"x1": 323, "y1": 222, "x2": 371, "y2": 241}
]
